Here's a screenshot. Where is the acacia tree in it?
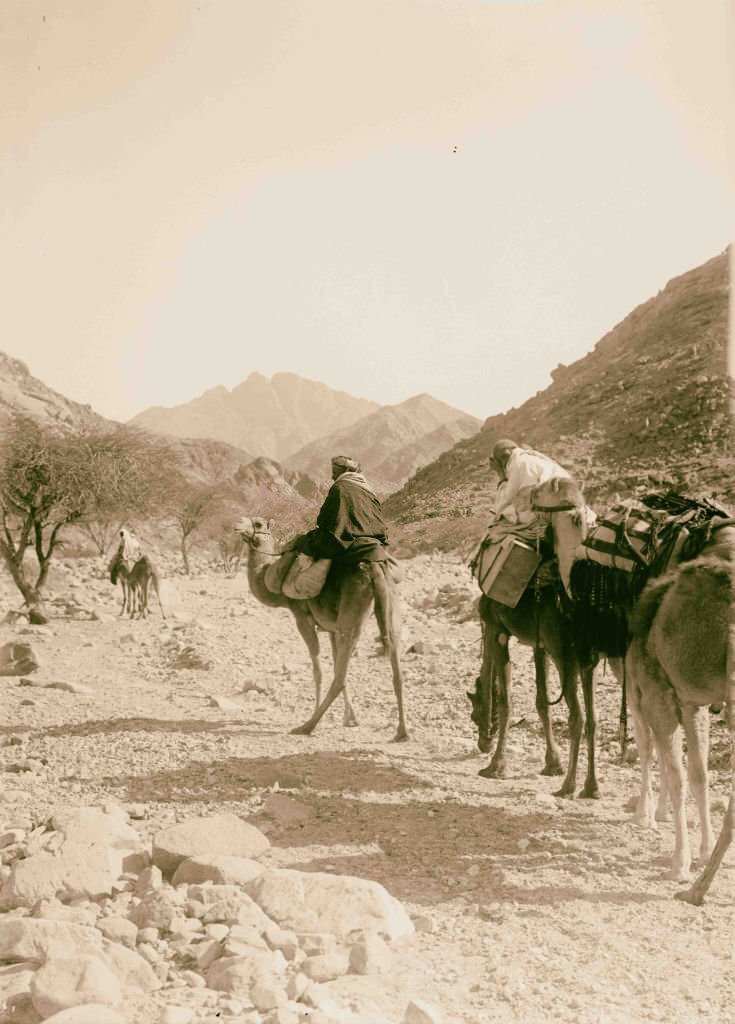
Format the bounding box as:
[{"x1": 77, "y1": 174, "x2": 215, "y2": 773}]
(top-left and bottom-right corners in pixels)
[
  {"x1": 0, "y1": 418, "x2": 177, "y2": 621},
  {"x1": 76, "y1": 428, "x2": 177, "y2": 556},
  {"x1": 171, "y1": 484, "x2": 222, "y2": 574}
]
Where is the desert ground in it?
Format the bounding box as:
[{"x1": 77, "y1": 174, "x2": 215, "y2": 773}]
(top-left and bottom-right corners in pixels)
[{"x1": 0, "y1": 550, "x2": 731, "y2": 1024}]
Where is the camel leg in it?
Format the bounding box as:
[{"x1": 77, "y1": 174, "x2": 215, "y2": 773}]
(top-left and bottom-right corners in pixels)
[
  {"x1": 293, "y1": 610, "x2": 324, "y2": 708},
  {"x1": 658, "y1": 727, "x2": 691, "y2": 881},
  {"x1": 554, "y1": 650, "x2": 583, "y2": 799},
  {"x1": 628, "y1": 673, "x2": 657, "y2": 827},
  {"x1": 534, "y1": 648, "x2": 563, "y2": 777},
  {"x1": 579, "y1": 661, "x2": 600, "y2": 799},
  {"x1": 370, "y1": 562, "x2": 408, "y2": 741},
  {"x1": 291, "y1": 576, "x2": 371, "y2": 736},
  {"x1": 330, "y1": 632, "x2": 358, "y2": 727},
  {"x1": 680, "y1": 704, "x2": 713, "y2": 863},
  {"x1": 677, "y1": 792, "x2": 733, "y2": 905},
  {"x1": 479, "y1": 633, "x2": 510, "y2": 779}
]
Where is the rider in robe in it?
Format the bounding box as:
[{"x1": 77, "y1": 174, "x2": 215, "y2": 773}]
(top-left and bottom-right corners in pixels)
[{"x1": 295, "y1": 455, "x2": 389, "y2": 568}]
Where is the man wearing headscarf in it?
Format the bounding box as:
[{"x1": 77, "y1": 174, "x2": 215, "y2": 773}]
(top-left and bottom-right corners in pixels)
[
  {"x1": 296, "y1": 455, "x2": 389, "y2": 564},
  {"x1": 488, "y1": 439, "x2": 571, "y2": 527}
]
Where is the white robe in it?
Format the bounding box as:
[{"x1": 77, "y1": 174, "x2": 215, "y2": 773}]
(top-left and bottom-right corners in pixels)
[{"x1": 491, "y1": 449, "x2": 570, "y2": 525}]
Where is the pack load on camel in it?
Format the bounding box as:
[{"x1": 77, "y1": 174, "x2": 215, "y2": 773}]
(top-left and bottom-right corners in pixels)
[
  {"x1": 255, "y1": 455, "x2": 394, "y2": 602},
  {"x1": 570, "y1": 490, "x2": 733, "y2": 657},
  {"x1": 469, "y1": 440, "x2": 587, "y2": 607}
]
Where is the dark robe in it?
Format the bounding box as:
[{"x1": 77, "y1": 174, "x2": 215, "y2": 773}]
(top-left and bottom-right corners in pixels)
[{"x1": 296, "y1": 473, "x2": 389, "y2": 564}]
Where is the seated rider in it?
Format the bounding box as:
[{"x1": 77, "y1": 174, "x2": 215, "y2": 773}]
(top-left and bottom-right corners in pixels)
[
  {"x1": 295, "y1": 455, "x2": 389, "y2": 567},
  {"x1": 488, "y1": 438, "x2": 571, "y2": 529}
]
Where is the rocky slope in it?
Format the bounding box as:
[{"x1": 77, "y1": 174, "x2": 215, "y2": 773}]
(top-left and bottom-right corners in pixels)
[
  {"x1": 386, "y1": 249, "x2": 732, "y2": 536},
  {"x1": 286, "y1": 396, "x2": 481, "y2": 494},
  {"x1": 130, "y1": 373, "x2": 380, "y2": 463},
  {"x1": 0, "y1": 353, "x2": 318, "y2": 510}
]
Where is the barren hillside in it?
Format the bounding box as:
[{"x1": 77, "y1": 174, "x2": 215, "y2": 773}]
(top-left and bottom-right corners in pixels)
[{"x1": 386, "y1": 249, "x2": 732, "y2": 540}]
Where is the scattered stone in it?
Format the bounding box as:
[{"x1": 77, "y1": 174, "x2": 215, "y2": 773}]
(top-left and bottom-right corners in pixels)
[
  {"x1": 96, "y1": 917, "x2": 137, "y2": 948},
  {"x1": 301, "y1": 951, "x2": 349, "y2": 983},
  {"x1": 0, "y1": 642, "x2": 39, "y2": 676},
  {"x1": 245, "y1": 870, "x2": 414, "y2": 941},
  {"x1": 30, "y1": 955, "x2": 122, "y2": 1017},
  {"x1": 171, "y1": 854, "x2": 266, "y2": 887},
  {"x1": 404, "y1": 998, "x2": 444, "y2": 1024},
  {"x1": 249, "y1": 979, "x2": 287, "y2": 1012},
  {"x1": 206, "y1": 951, "x2": 285, "y2": 996},
  {"x1": 160, "y1": 1007, "x2": 194, "y2": 1024},
  {"x1": 152, "y1": 815, "x2": 270, "y2": 877}
]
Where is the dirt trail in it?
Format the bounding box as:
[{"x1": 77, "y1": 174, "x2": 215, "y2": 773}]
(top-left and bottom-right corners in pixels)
[{"x1": 0, "y1": 554, "x2": 732, "y2": 1024}]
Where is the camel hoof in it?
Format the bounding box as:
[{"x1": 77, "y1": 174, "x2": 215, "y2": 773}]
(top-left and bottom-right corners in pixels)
[
  {"x1": 675, "y1": 887, "x2": 704, "y2": 907},
  {"x1": 391, "y1": 729, "x2": 409, "y2": 743},
  {"x1": 343, "y1": 718, "x2": 359, "y2": 728},
  {"x1": 478, "y1": 764, "x2": 505, "y2": 779},
  {"x1": 579, "y1": 784, "x2": 601, "y2": 800},
  {"x1": 665, "y1": 866, "x2": 691, "y2": 883},
  {"x1": 290, "y1": 724, "x2": 314, "y2": 736},
  {"x1": 553, "y1": 784, "x2": 575, "y2": 799},
  {"x1": 540, "y1": 764, "x2": 564, "y2": 777}
]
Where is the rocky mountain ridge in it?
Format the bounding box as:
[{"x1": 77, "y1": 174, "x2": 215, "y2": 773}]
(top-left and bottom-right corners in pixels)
[
  {"x1": 130, "y1": 372, "x2": 381, "y2": 463},
  {"x1": 286, "y1": 394, "x2": 481, "y2": 494},
  {"x1": 386, "y1": 248, "x2": 733, "y2": 536}
]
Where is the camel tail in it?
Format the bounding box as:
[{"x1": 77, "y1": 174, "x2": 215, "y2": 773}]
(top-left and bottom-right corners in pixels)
[{"x1": 371, "y1": 562, "x2": 396, "y2": 655}]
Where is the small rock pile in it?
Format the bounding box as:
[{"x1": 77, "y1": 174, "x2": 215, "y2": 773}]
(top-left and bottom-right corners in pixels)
[{"x1": 0, "y1": 808, "x2": 445, "y2": 1024}]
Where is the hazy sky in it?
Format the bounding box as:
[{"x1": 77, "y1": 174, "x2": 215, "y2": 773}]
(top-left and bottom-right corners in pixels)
[{"x1": 3, "y1": 0, "x2": 732, "y2": 422}]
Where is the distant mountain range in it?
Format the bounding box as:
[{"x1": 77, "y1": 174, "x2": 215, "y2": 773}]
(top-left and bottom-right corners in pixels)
[
  {"x1": 286, "y1": 393, "x2": 481, "y2": 493},
  {"x1": 386, "y1": 248, "x2": 733, "y2": 545},
  {"x1": 130, "y1": 372, "x2": 380, "y2": 462},
  {"x1": 130, "y1": 372, "x2": 481, "y2": 494}
]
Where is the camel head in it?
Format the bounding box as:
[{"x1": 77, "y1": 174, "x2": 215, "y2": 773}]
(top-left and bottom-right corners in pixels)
[
  {"x1": 234, "y1": 516, "x2": 277, "y2": 555},
  {"x1": 531, "y1": 477, "x2": 595, "y2": 598}
]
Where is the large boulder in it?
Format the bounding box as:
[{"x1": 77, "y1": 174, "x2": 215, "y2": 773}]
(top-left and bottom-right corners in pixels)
[
  {"x1": 0, "y1": 919, "x2": 103, "y2": 963},
  {"x1": 245, "y1": 870, "x2": 415, "y2": 941},
  {"x1": 0, "y1": 807, "x2": 146, "y2": 910},
  {"x1": 37, "y1": 1007, "x2": 127, "y2": 1024},
  {"x1": 205, "y1": 951, "x2": 285, "y2": 997},
  {"x1": 171, "y1": 854, "x2": 266, "y2": 887},
  {"x1": 152, "y1": 815, "x2": 269, "y2": 877},
  {"x1": 30, "y1": 956, "x2": 122, "y2": 1017}
]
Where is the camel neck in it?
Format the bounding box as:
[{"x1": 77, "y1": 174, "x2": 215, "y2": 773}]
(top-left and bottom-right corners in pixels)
[{"x1": 246, "y1": 547, "x2": 284, "y2": 608}]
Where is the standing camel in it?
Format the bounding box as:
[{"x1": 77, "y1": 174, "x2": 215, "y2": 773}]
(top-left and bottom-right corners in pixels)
[
  {"x1": 626, "y1": 525, "x2": 735, "y2": 903},
  {"x1": 469, "y1": 477, "x2": 605, "y2": 798},
  {"x1": 234, "y1": 516, "x2": 408, "y2": 741},
  {"x1": 109, "y1": 532, "x2": 166, "y2": 620}
]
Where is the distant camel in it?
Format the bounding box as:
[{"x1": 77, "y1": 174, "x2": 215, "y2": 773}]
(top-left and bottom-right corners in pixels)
[
  {"x1": 626, "y1": 525, "x2": 734, "y2": 903},
  {"x1": 235, "y1": 516, "x2": 408, "y2": 740},
  {"x1": 469, "y1": 477, "x2": 606, "y2": 798},
  {"x1": 109, "y1": 536, "x2": 166, "y2": 620}
]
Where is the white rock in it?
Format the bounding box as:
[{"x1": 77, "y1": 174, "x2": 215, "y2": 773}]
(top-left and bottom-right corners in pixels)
[
  {"x1": 97, "y1": 916, "x2": 138, "y2": 948},
  {"x1": 31, "y1": 955, "x2": 122, "y2": 1017},
  {"x1": 348, "y1": 931, "x2": 392, "y2": 975},
  {"x1": 245, "y1": 870, "x2": 414, "y2": 941},
  {"x1": 0, "y1": 918, "x2": 103, "y2": 962},
  {"x1": 404, "y1": 998, "x2": 444, "y2": 1024},
  {"x1": 101, "y1": 939, "x2": 161, "y2": 995},
  {"x1": 301, "y1": 951, "x2": 349, "y2": 983},
  {"x1": 38, "y1": 1007, "x2": 127, "y2": 1024},
  {"x1": 0, "y1": 963, "x2": 35, "y2": 1005},
  {"x1": 160, "y1": 1007, "x2": 194, "y2": 1024},
  {"x1": 171, "y1": 855, "x2": 266, "y2": 887},
  {"x1": 153, "y1": 815, "x2": 270, "y2": 877},
  {"x1": 206, "y1": 952, "x2": 285, "y2": 996}
]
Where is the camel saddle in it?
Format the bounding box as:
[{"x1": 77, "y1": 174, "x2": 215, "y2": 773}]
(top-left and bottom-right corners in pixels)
[{"x1": 281, "y1": 553, "x2": 333, "y2": 600}]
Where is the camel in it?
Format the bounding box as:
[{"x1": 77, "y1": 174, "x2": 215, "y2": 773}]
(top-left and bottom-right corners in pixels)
[
  {"x1": 234, "y1": 516, "x2": 408, "y2": 740},
  {"x1": 109, "y1": 534, "x2": 165, "y2": 620},
  {"x1": 468, "y1": 477, "x2": 606, "y2": 798},
  {"x1": 626, "y1": 524, "x2": 735, "y2": 903}
]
